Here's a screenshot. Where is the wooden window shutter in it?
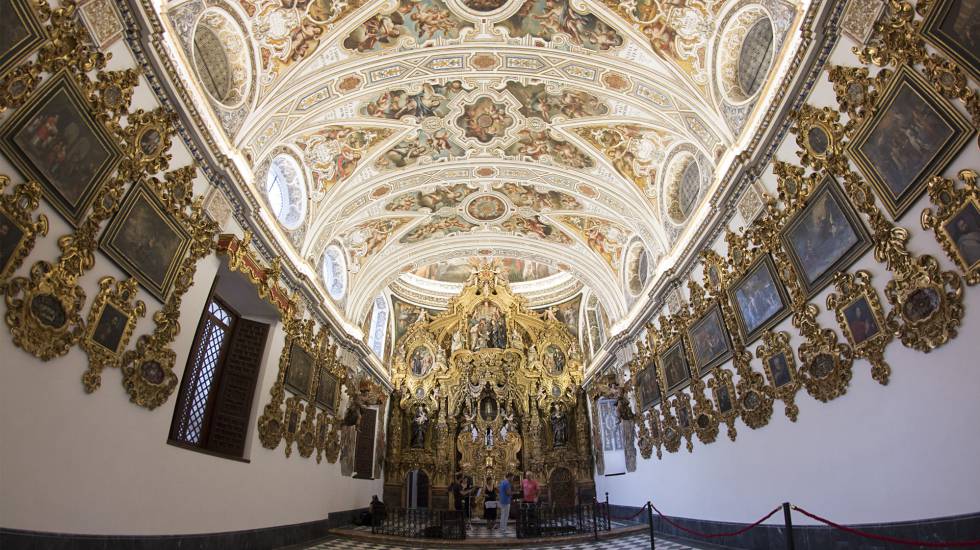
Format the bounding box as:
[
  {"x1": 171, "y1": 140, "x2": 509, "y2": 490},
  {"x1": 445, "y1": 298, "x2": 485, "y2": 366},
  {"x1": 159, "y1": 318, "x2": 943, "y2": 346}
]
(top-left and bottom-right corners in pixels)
[
  {"x1": 207, "y1": 318, "x2": 270, "y2": 457},
  {"x1": 353, "y1": 408, "x2": 378, "y2": 479}
]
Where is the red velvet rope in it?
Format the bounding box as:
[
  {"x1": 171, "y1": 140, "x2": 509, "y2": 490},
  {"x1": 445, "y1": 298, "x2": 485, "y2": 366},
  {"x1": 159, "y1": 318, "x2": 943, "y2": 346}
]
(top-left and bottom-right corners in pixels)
[
  {"x1": 792, "y1": 506, "x2": 980, "y2": 548},
  {"x1": 648, "y1": 502, "x2": 781, "y2": 539}
]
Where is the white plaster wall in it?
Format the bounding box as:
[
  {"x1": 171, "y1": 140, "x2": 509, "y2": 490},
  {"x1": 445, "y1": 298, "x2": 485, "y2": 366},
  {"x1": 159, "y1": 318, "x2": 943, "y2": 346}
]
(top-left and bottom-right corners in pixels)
[
  {"x1": 597, "y1": 30, "x2": 980, "y2": 526},
  {"x1": 0, "y1": 37, "x2": 382, "y2": 536}
]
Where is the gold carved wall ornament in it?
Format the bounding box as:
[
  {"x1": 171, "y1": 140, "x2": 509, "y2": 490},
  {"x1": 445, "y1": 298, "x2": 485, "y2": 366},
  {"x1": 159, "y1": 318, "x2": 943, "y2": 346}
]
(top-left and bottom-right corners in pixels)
[
  {"x1": 707, "y1": 368, "x2": 738, "y2": 441},
  {"x1": 658, "y1": 402, "x2": 682, "y2": 454},
  {"x1": 80, "y1": 276, "x2": 145, "y2": 392},
  {"x1": 827, "y1": 270, "x2": 893, "y2": 384},
  {"x1": 712, "y1": 239, "x2": 775, "y2": 431},
  {"x1": 755, "y1": 331, "x2": 800, "y2": 421},
  {"x1": 0, "y1": 176, "x2": 48, "y2": 288},
  {"x1": 921, "y1": 169, "x2": 980, "y2": 286},
  {"x1": 119, "y1": 167, "x2": 219, "y2": 410},
  {"x1": 670, "y1": 392, "x2": 695, "y2": 453}
]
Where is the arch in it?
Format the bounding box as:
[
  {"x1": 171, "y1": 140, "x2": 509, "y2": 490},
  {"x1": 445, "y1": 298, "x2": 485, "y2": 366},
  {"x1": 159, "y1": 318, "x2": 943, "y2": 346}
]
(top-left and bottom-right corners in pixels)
[{"x1": 405, "y1": 468, "x2": 431, "y2": 509}]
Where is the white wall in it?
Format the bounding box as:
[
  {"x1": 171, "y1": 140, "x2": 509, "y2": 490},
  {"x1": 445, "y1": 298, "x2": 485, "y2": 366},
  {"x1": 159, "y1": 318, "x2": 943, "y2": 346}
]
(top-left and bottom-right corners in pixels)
[
  {"x1": 0, "y1": 36, "x2": 381, "y2": 536},
  {"x1": 597, "y1": 29, "x2": 980, "y2": 526}
]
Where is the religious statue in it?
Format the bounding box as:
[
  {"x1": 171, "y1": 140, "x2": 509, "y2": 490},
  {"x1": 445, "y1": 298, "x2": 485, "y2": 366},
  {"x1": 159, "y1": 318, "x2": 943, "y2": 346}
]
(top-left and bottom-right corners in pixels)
[
  {"x1": 509, "y1": 326, "x2": 524, "y2": 350},
  {"x1": 484, "y1": 426, "x2": 494, "y2": 448},
  {"x1": 551, "y1": 406, "x2": 568, "y2": 448},
  {"x1": 451, "y1": 329, "x2": 465, "y2": 353},
  {"x1": 470, "y1": 318, "x2": 490, "y2": 350},
  {"x1": 411, "y1": 407, "x2": 428, "y2": 448},
  {"x1": 527, "y1": 344, "x2": 538, "y2": 364}
]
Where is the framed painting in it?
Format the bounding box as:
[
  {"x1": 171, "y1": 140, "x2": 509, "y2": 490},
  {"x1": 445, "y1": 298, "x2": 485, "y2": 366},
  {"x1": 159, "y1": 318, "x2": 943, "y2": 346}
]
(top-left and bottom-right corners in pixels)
[
  {"x1": 635, "y1": 361, "x2": 662, "y2": 411},
  {"x1": 940, "y1": 198, "x2": 980, "y2": 278},
  {"x1": 686, "y1": 303, "x2": 732, "y2": 375},
  {"x1": 87, "y1": 301, "x2": 130, "y2": 355},
  {"x1": 409, "y1": 345, "x2": 433, "y2": 377},
  {"x1": 315, "y1": 367, "x2": 339, "y2": 412},
  {"x1": 0, "y1": 71, "x2": 123, "y2": 227},
  {"x1": 285, "y1": 342, "x2": 315, "y2": 398},
  {"x1": 781, "y1": 176, "x2": 872, "y2": 297},
  {"x1": 920, "y1": 0, "x2": 980, "y2": 83},
  {"x1": 657, "y1": 339, "x2": 691, "y2": 396},
  {"x1": 0, "y1": 0, "x2": 47, "y2": 77},
  {"x1": 847, "y1": 66, "x2": 973, "y2": 220},
  {"x1": 0, "y1": 205, "x2": 28, "y2": 282},
  {"x1": 840, "y1": 293, "x2": 885, "y2": 348},
  {"x1": 99, "y1": 181, "x2": 192, "y2": 302},
  {"x1": 727, "y1": 254, "x2": 790, "y2": 343},
  {"x1": 764, "y1": 349, "x2": 795, "y2": 389}
]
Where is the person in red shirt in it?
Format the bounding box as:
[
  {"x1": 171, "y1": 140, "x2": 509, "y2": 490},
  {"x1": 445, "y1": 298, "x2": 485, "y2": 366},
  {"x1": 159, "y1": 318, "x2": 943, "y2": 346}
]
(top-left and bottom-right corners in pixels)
[{"x1": 521, "y1": 471, "x2": 539, "y2": 504}]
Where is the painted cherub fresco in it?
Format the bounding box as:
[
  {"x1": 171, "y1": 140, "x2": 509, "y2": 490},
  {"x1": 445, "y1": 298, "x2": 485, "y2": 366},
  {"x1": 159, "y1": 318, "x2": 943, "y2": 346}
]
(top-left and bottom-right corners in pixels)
[
  {"x1": 501, "y1": 215, "x2": 573, "y2": 244},
  {"x1": 296, "y1": 127, "x2": 392, "y2": 191},
  {"x1": 362, "y1": 81, "x2": 465, "y2": 120},
  {"x1": 343, "y1": 0, "x2": 472, "y2": 52},
  {"x1": 400, "y1": 215, "x2": 477, "y2": 243},
  {"x1": 500, "y1": 0, "x2": 623, "y2": 51},
  {"x1": 498, "y1": 182, "x2": 581, "y2": 211},
  {"x1": 375, "y1": 129, "x2": 464, "y2": 170},
  {"x1": 557, "y1": 215, "x2": 630, "y2": 272},
  {"x1": 384, "y1": 183, "x2": 474, "y2": 212},
  {"x1": 342, "y1": 217, "x2": 412, "y2": 266},
  {"x1": 505, "y1": 82, "x2": 608, "y2": 123},
  {"x1": 505, "y1": 129, "x2": 594, "y2": 169}
]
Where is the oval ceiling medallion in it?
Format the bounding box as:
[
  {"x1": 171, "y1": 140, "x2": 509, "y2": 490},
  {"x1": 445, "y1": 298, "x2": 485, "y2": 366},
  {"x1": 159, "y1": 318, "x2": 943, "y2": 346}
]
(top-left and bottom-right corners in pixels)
[{"x1": 466, "y1": 194, "x2": 509, "y2": 222}]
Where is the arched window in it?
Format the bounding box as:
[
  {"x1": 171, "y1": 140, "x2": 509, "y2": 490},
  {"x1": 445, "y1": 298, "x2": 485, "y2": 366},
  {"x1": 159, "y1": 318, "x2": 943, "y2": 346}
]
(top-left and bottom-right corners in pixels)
[
  {"x1": 322, "y1": 244, "x2": 348, "y2": 301},
  {"x1": 264, "y1": 154, "x2": 306, "y2": 229},
  {"x1": 367, "y1": 295, "x2": 389, "y2": 358}
]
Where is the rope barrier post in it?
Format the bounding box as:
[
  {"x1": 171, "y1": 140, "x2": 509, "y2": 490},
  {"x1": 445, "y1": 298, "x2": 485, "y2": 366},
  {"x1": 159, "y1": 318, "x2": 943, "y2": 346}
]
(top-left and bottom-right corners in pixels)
[
  {"x1": 647, "y1": 501, "x2": 656, "y2": 550},
  {"x1": 782, "y1": 502, "x2": 795, "y2": 550},
  {"x1": 592, "y1": 497, "x2": 599, "y2": 540},
  {"x1": 605, "y1": 492, "x2": 610, "y2": 530}
]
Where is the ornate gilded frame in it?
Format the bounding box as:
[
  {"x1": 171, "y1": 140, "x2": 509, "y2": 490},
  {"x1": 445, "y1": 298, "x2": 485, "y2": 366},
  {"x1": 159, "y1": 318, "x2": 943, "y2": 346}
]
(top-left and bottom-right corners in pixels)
[
  {"x1": 779, "y1": 175, "x2": 872, "y2": 297},
  {"x1": 922, "y1": 169, "x2": 980, "y2": 285},
  {"x1": 827, "y1": 270, "x2": 893, "y2": 384},
  {"x1": 98, "y1": 179, "x2": 193, "y2": 302},
  {"x1": 726, "y1": 253, "x2": 791, "y2": 344},
  {"x1": 0, "y1": 176, "x2": 47, "y2": 286},
  {"x1": 0, "y1": 70, "x2": 124, "y2": 227},
  {"x1": 846, "y1": 65, "x2": 973, "y2": 220},
  {"x1": 755, "y1": 331, "x2": 801, "y2": 421},
  {"x1": 918, "y1": 0, "x2": 980, "y2": 83},
  {"x1": 0, "y1": 0, "x2": 48, "y2": 78},
  {"x1": 80, "y1": 276, "x2": 145, "y2": 392}
]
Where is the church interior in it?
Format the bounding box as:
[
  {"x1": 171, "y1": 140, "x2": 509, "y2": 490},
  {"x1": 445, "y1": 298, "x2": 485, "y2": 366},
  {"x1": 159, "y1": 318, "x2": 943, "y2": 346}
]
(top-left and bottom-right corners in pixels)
[{"x1": 0, "y1": 0, "x2": 978, "y2": 548}]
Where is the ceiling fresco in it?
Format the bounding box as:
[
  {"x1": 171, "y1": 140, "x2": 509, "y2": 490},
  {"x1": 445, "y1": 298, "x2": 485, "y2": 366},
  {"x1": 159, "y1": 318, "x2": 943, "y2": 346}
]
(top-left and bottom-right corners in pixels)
[
  {"x1": 155, "y1": 0, "x2": 808, "y2": 329},
  {"x1": 410, "y1": 256, "x2": 558, "y2": 283}
]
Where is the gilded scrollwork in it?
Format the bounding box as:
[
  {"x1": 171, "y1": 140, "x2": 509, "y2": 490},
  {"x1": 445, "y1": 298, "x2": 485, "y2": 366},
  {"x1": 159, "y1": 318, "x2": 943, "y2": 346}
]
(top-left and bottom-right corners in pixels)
[
  {"x1": 659, "y1": 404, "x2": 682, "y2": 454},
  {"x1": 80, "y1": 276, "x2": 145, "y2": 392},
  {"x1": 827, "y1": 270, "x2": 893, "y2": 384},
  {"x1": 0, "y1": 176, "x2": 48, "y2": 287},
  {"x1": 119, "y1": 168, "x2": 218, "y2": 410},
  {"x1": 755, "y1": 331, "x2": 800, "y2": 421},
  {"x1": 707, "y1": 369, "x2": 738, "y2": 442},
  {"x1": 671, "y1": 392, "x2": 694, "y2": 453},
  {"x1": 921, "y1": 170, "x2": 980, "y2": 285}
]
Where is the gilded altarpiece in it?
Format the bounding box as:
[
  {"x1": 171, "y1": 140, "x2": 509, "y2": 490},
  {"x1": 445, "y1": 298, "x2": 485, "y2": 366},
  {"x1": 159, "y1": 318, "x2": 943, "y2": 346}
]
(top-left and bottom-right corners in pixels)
[{"x1": 384, "y1": 263, "x2": 594, "y2": 509}]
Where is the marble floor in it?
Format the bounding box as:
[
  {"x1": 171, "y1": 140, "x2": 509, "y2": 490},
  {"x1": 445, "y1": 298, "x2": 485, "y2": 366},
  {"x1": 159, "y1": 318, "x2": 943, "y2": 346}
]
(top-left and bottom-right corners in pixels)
[{"x1": 299, "y1": 531, "x2": 705, "y2": 550}]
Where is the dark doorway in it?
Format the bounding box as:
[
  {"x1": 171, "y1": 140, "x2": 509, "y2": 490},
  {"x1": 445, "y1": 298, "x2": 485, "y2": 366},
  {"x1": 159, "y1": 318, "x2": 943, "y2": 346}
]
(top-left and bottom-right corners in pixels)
[{"x1": 406, "y1": 469, "x2": 430, "y2": 509}]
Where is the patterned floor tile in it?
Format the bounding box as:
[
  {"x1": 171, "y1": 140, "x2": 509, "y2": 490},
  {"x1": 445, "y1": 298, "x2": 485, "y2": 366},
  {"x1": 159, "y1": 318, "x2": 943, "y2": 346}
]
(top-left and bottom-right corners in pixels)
[{"x1": 298, "y1": 532, "x2": 704, "y2": 550}]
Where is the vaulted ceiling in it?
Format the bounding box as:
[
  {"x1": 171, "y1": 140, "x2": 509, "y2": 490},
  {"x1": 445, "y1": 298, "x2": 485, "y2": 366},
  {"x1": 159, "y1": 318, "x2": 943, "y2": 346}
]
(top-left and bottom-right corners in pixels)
[{"x1": 154, "y1": 0, "x2": 808, "y2": 331}]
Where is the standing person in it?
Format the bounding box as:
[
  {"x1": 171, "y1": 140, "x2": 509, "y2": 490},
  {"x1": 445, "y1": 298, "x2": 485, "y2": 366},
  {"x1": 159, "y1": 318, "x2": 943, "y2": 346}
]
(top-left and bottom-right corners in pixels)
[
  {"x1": 483, "y1": 478, "x2": 498, "y2": 530},
  {"x1": 498, "y1": 473, "x2": 513, "y2": 534},
  {"x1": 460, "y1": 475, "x2": 474, "y2": 530},
  {"x1": 448, "y1": 473, "x2": 462, "y2": 512},
  {"x1": 521, "y1": 471, "x2": 539, "y2": 504}
]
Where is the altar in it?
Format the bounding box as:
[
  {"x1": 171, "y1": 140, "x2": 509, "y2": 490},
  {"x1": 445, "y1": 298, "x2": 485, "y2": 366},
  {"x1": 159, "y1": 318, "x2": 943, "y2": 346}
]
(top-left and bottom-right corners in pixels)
[{"x1": 383, "y1": 263, "x2": 596, "y2": 509}]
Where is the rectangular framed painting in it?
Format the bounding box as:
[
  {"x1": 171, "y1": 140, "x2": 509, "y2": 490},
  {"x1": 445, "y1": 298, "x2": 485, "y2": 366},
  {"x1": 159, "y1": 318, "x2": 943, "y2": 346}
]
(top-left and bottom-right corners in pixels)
[
  {"x1": 686, "y1": 303, "x2": 733, "y2": 376},
  {"x1": 0, "y1": 206, "x2": 27, "y2": 282},
  {"x1": 920, "y1": 0, "x2": 980, "y2": 83},
  {"x1": 727, "y1": 254, "x2": 790, "y2": 343},
  {"x1": 940, "y1": 197, "x2": 980, "y2": 278},
  {"x1": 840, "y1": 293, "x2": 885, "y2": 348},
  {"x1": 0, "y1": 71, "x2": 123, "y2": 227},
  {"x1": 88, "y1": 302, "x2": 130, "y2": 355},
  {"x1": 847, "y1": 66, "x2": 973, "y2": 220},
  {"x1": 658, "y1": 339, "x2": 691, "y2": 396},
  {"x1": 635, "y1": 361, "x2": 661, "y2": 411},
  {"x1": 315, "y1": 367, "x2": 339, "y2": 412},
  {"x1": 0, "y1": 0, "x2": 47, "y2": 77},
  {"x1": 285, "y1": 342, "x2": 314, "y2": 398},
  {"x1": 781, "y1": 176, "x2": 872, "y2": 297},
  {"x1": 99, "y1": 181, "x2": 192, "y2": 302}
]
